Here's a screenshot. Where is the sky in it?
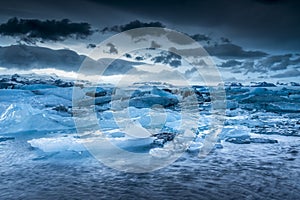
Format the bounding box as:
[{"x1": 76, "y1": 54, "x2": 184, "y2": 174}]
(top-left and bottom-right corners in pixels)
[
  {"x1": 0, "y1": 0, "x2": 300, "y2": 83},
  {"x1": 0, "y1": 0, "x2": 299, "y2": 52}
]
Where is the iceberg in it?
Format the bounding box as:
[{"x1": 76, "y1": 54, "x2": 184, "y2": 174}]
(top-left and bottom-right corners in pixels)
[
  {"x1": 0, "y1": 74, "x2": 298, "y2": 162},
  {"x1": 28, "y1": 136, "x2": 86, "y2": 153}
]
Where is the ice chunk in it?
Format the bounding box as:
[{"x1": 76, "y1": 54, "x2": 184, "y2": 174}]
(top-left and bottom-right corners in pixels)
[
  {"x1": 31, "y1": 94, "x2": 71, "y2": 109},
  {"x1": 0, "y1": 103, "x2": 74, "y2": 134},
  {"x1": 218, "y1": 126, "x2": 250, "y2": 143},
  {"x1": 0, "y1": 89, "x2": 34, "y2": 102},
  {"x1": 20, "y1": 84, "x2": 57, "y2": 90},
  {"x1": 151, "y1": 86, "x2": 177, "y2": 98},
  {"x1": 110, "y1": 137, "x2": 155, "y2": 153},
  {"x1": 187, "y1": 141, "x2": 204, "y2": 151},
  {"x1": 28, "y1": 136, "x2": 86, "y2": 153},
  {"x1": 266, "y1": 103, "x2": 300, "y2": 113},
  {"x1": 225, "y1": 135, "x2": 251, "y2": 144},
  {"x1": 250, "y1": 82, "x2": 276, "y2": 87},
  {"x1": 129, "y1": 96, "x2": 179, "y2": 108},
  {"x1": 289, "y1": 94, "x2": 300, "y2": 101},
  {"x1": 149, "y1": 147, "x2": 172, "y2": 158},
  {"x1": 32, "y1": 87, "x2": 73, "y2": 100}
]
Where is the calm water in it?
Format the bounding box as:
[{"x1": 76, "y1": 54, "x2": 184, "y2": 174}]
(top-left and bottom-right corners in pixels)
[{"x1": 1, "y1": 133, "x2": 300, "y2": 200}]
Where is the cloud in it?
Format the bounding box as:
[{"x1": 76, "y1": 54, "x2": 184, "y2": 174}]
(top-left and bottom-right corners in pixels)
[
  {"x1": 151, "y1": 51, "x2": 182, "y2": 67},
  {"x1": 0, "y1": 17, "x2": 93, "y2": 44},
  {"x1": 168, "y1": 43, "x2": 267, "y2": 59},
  {"x1": 98, "y1": 58, "x2": 141, "y2": 76},
  {"x1": 87, "y1": 43, "x2": 96, "y2": 49},
  {"x1": 204, "y1": 44, "x2": 268, "y2": 59},
  {"x1": 271, "y1": 69, "x2": 300, "y2": 78},
  {"x1": 218, "y1": 60, "x2": 242, "y2": 68},
  {"x1": 240, "y1": 61, "x2": 256, "y2": 74},
  {"x1": 101, "y1": 20, "x2": 165, "y2": 33},
  {"x1": 189, "y1": 34, "x2": 211, "y2": 43},
  {"x1": 136, "y1": 69, "x2": 187, "y2": 84},
  {"x1": 256, "y1": 54, "x2": 293, "y2": 71},
  {"x1": 169, "y1": 47, "x2": 208, "y2": 57},
  {"x1": 102, "y1": 21, "x2": 211, "y2": 46},
  {"x1": 105, "y1": 43, "x2": 118, "y2": 54},
  {"x1": 220, "y1": 37, "x2": 231, "y2": 44},
  {"x1": 184, "y1": 67, "x2": 197, "y2": 78},
  {"x1": 165, "y1": 31, "x2": 194, "y2": 45},
  {"x1": 291, "y1": 57, "x2": 300, "y2": 65},
  {"x1": 150, "y1": 41, "x2": 161, "y2": 48},
  {"x1": 234, "y1": 54, "x2": 300, "y2": 75},
  {"x1": 191, "y1": 59, "x2": 209, "y2": 67},
  {"x1": 90, "y1": 0, "x2": 300, "y2": 51}
]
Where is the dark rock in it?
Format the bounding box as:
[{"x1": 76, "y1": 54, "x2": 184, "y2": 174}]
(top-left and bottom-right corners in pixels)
[
  {"x1": 52, "y1": 105, "x2": 70, "y2": 113},
  {"x1": 225, "y1": 135, "x2": 251, "y2": 144},
  {"x1": 86, "y1": 91, "x2": 107, "y2": 97},
  {"x1": 54, "y1": 79, "x2": 74, "y2": 87},
  {"x1": 152, "y1": 132, "x2": 176, "y2": 146}
]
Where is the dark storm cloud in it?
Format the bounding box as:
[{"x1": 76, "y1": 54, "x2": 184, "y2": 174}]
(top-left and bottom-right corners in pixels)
[
  {"x1": 166, "y1": 44, "x2": 267, "y2": 59},
  {"x1": 151, "y1": 51, "x2": 182, "y2": 67},
  {"x1": 89, "y1": 0, "x2": 300, "y2": 51},
  {"x1": 101, "y1": 20, "x2": 165, "y2": 33},
  {"x1": 101, "y1": 21, "x2": 213, "y2": 48},
  {"x1": 2, "y1": 0, "x2": 299, "y2": 51},
  {"x1": 237, "y1": 53, "x2": 300, "y2": 74},
  {"x1": 101, "y1": 20, "x2": 211, "y2": 45},
  {"x1": 204, "y1": 44, "x2": 268, "y2": 59},
  {"x1": 220, "y1": 37, "x2": 231, "y2": 44},
  {"x1": 189, "y1": 34, "x2": 211, "y2": 43},
  {"x1": 219, "y1": 60, "x2": 242, "y2": 68},
  {"x1": 0, "y1": 17, "x2": 93, "y2": 44},
  {"x1": 271, "y1": 69, "x2": 300, "y2": 78},
  {"x1": 256, "y1": 54, "x2": 293, "y2": 71},
  {"x1": 240, "y1": 54, "x2": 300, "y2": 75}
]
